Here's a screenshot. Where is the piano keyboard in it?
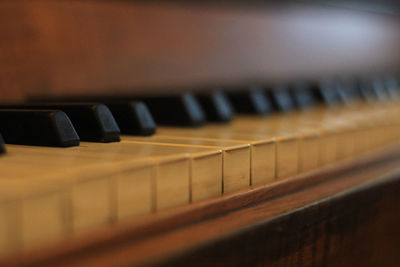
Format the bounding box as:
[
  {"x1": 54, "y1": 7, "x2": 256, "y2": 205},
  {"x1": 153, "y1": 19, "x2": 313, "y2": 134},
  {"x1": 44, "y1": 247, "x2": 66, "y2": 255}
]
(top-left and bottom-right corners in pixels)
[{"x1": 1, "y1": 76, "x2": 400, "y2": 256}]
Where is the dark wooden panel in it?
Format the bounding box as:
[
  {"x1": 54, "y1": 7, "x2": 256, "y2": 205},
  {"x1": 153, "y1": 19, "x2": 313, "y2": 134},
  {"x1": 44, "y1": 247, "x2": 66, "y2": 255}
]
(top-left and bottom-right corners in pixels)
[
  {"x1": 0, "y1": 1, "x2": 400, "y2": 102},
  {"x1": 163, "y1": 177, "x2": 400, "y2": 267}
]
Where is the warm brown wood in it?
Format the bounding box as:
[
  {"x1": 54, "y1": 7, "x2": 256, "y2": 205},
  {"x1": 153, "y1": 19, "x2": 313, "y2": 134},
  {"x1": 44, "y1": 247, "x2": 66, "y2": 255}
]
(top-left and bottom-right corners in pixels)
[
  {"x1": 2, "y1": 1, "x2": 400, "y2": 265},
  {"x1": 1, "y1": 1, "x2": 400, "y2": 102},
  {"x1": 163, "y1": 172, "x2": 400, "y2": 267},
  {"x1": 2, "y1": 144, "x2": 400, "y2": 266}
]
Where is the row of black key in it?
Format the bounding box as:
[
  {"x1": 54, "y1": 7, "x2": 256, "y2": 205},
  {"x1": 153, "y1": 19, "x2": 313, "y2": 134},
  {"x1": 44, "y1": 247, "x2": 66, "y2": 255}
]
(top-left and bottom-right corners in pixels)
[
  {"x1": 0, "y1": 104, "x2": 120, "y2": 143},
  {"x1": 0, "y1": 75, "x2": 398, "y2": 149},
  {"x1": 0, "y1": 102, "x2": 156, "y2": 147}
]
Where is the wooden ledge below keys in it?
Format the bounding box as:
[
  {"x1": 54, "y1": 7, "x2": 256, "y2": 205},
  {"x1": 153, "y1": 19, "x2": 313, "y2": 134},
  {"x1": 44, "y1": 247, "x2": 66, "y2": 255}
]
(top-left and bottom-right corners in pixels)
[{"x1": 3, "y1": 142, "x2": 400, "y2": 267}]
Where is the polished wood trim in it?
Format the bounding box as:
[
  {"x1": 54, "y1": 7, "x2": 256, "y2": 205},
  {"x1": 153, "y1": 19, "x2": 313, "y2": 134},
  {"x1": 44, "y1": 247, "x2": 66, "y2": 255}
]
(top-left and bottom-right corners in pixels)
[
  {"x1": 1, "y1": 1, "x2": 400, "y2": 102},
  {"x1": 2, "y1": 144, "x2": 400, "y2": 266}
]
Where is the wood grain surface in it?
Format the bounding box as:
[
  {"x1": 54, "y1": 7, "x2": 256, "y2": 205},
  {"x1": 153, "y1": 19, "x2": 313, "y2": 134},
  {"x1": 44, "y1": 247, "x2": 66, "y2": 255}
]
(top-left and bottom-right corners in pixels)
[{"x1": 1, "y1": 1, "x2": 400, "y2": 102}]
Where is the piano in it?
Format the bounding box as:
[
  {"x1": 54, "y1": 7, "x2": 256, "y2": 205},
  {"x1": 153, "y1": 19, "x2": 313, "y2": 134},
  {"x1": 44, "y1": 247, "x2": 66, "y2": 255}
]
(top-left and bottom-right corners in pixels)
[{"x1": 1, "y1": 1, "x2": 400, "y2": 266}]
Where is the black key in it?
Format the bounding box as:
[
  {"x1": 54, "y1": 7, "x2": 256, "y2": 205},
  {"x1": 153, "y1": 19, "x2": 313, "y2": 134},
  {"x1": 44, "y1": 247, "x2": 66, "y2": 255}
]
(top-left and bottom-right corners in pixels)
[
  {"x1": 383, "y1": 75, "x2": 400, "y2": 99},
  {"x1": 0, "y1": 104, "x2": 120, "y2": 142},
  {"x1": 105, "y1": 102, "x2": 156, "y2": 136},
  {"x1": 335, "y1": 79, "x2": 361, "y2": 105},
  {"x1": 312, "y1": 80, "x2": 342, "y2": 106},
  {"x1": 0, "y1": 133, "x2": 6, "y2": 155},
  {"x1": 0, "y1": 109, "x2": 79, "y2": 147},
  {"x1": 139, "y1": 93, "x2": 205, "y2": 127},
  {"x1": 266, "y1": 86, "x2": 296, "y2": 112},
  {"x1": 227, "y1": 87, "x2": 273, "y2": 115},
  {"x1": 196, "y1": 91, "x2": 234, "y2": 122},
  {"x1": 290, "y1": 83, "x2": 316, "y2": 109},
  {"x1": 31, "y1": 93, "x2": 205, "y2": 127},
  {"x1": 371, "y1": 77, "x2": 390, "y2": 101},
  {"x1": 358, "y1": 78, "x2": 378, "y2": 102}
]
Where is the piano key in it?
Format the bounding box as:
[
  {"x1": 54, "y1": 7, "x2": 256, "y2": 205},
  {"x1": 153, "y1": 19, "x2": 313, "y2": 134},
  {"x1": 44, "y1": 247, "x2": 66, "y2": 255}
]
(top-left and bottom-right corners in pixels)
[
  {"x1": 155, "y1": 128, "x2": 276, "y2": 185},
  {"x1": 337, "y1": 107, "x2": 374, "y2": 150},
  {"x1": 0, "y1": 104, "x2": 120, "y2": 142},
  {"x1": 235, "y1": 113, "x2": 354, "y2": 167},
  {"x1": 1, "y1": 148, "x2": 145, "y2": 246},
  {"x1": 0, "y1": 202, "x2": 8, "y2": 254},
  {"x1": 0, "y1": 134, "x2": 5, "y2": 155},
  {"x1": 290, "y1": 83, "x2": 316, "y2": 109},
  {"x1": 229, "y1": 119, "x2": 300, "y2": 178},
  {"x1": 371, "y1": 77, "x2": 390, "y2": 101},
  {"x1": 0, "y1": 158, "x2": 159, "y2": 249},
  {"x1": 196, "y1": 91, "x2": 234, "y2": 122},
  {"x1": 317, "y1": 124, "x2": 338, "y2": 165},
  {"x1": 302, "y1": 107, "x2": 381, "y2": 157},
  {"x1": 0, "y1": 154, "x2": 112, "y2": 236},
  {"x1": 227, "y1": 87, "x2": 273, "y2": 115},
  {"x1": 7, "y1": 141, "x2": 223, "y2": 208},
  {"x1": 296, "y1": 118, "x2": 356, "y2": 162},
  {"x1": 4, "y1": 147, "x2": 171, "y2": 226},
  {"x1": 157, "y1": 124, "x2": 298, "y2": 181},
  {"x1": 297, "y1": 128, "x2": 320, "y2": 172},
  {"x1": 0, "y1": 109, "x2": 79, "y2": 147},
  {"x1": 265, "y1": 108, "x2": 335, "y2": 164},
  {"x1": 0, "y1": 178, "x2": 65, "y2": 252},
  {"x1": 335, "y1": 79, "x2": 362, "y2": 105},
  {"x1": 33, "y1": 93, "x2": 205, "y2": 127},
  {"x1": 3, "y1": 86, "x2": 400, "y2": 259},
  {"x1": 267, "y1": 86, "x2": 296, "y2": 112},
  {"x1": 384, "y1": 76, "x2": 400, "y2": 100},
  {"x1": 105, "y1": 102, "x2": 156, "y2": 136},
  {"x1": 1, "y1": 97, "x2": 399, "y2": 257},
  {"x1": 347, "y1": 113, "x2": 376, "y2": 153},
  {"x1": 333, "y1": 100, "x2": 396, "y2": 152},
  {"x1": 2, "y1": 155, "x2": 152, "y2": 254},
  {"x1": 138, "y1": 93, "x2": 206, "y2": 126},
  {"x1": 1, "y1": 145, "x2": 196, "y2": 233},
  {"x1": 312, "y1": 80, "x2": 342, "y2": 106},
  {"x1": 285, "y1": 104, "x2": 377, "y2": 159},
  {"x1": 77, "y1": 143, "x2": 221, "y2": 207},
  {"x1": 325, "y1": 119, "x2": 355, "y2": 160},
  {"x1": 81, "y1": 142, "x2": 221, "y2": 204},
  {"x1": 358, "y1": 79, "x2": 378, "y2": 102},
  {"x1": 123, "y1": 136, "x2": 250, "y2": 193},
  {"x1": 383, "y1": 74, "x2": 400, "y2": 97},
  {"x1": 371, "y1": 107, "x2": 400, "y2": 147},
  {"x1": 270, "y1": 110, "x2": 355, "y2": 160}
]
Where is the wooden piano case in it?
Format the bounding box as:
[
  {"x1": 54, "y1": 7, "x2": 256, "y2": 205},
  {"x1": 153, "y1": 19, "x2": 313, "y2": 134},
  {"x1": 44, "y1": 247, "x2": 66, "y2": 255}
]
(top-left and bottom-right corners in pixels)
[{"x1": 1, "y1": 1, "x2": 400, "y2": 266}]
